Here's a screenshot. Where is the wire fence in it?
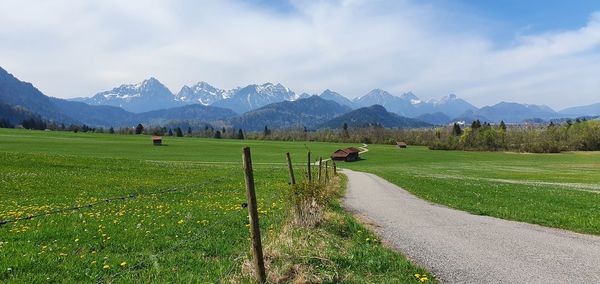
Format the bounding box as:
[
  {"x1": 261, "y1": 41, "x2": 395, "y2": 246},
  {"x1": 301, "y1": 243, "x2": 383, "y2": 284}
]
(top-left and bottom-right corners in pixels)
[{"x1": 0, "y1": 182, "x2": 209, "y2": 227}]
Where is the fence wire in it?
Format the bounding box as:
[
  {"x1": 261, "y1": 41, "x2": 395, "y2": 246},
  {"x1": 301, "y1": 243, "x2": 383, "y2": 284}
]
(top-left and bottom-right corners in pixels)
[{"x1": 0, "y1": 182, "x2": 208, "y2": 227}]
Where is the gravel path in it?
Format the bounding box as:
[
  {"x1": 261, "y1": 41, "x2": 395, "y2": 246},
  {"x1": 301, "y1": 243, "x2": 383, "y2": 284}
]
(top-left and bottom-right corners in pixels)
[{"x1": 342, "y1": 169, "x2": 600, "y2": 283}]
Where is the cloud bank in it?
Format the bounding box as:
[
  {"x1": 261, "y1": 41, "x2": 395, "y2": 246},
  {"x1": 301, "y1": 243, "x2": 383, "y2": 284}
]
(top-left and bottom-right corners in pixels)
[{"x1": 1, "y1": 0, "x2": 599, "y2": 109}]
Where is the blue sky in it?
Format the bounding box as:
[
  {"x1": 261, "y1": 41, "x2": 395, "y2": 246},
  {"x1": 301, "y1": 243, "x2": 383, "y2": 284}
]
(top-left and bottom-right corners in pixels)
[
  {"x1": 1, "y1": 0, "x2": 600, "y2": 109},
  {"x1": 455, "y1": 0, "x2": 600, "y2": 31}
]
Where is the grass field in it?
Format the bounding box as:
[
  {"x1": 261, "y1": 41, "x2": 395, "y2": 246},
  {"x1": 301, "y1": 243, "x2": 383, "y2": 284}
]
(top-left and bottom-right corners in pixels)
[
  {"x1": 343, "y1": 144, "x2": 600, "y2": 235},
  {"x1": 0, "y1": 129, "x2": 432, "y2": 283},
  {"x1": 4, "y1": 128, "x2": 597, "y2": 282}
]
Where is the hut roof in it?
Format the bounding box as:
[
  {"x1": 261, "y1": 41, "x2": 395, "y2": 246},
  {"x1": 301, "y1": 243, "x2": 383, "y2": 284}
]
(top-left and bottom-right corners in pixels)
[
  {"x1": 345, "y1": 147, "x2": 360, "y2": 153},
  {"x1": 152, "y1": 136, "x2": 162, "y2": 140},
  {"x1": 331, "y1": 147, "x2": 360, "y2": 158}
]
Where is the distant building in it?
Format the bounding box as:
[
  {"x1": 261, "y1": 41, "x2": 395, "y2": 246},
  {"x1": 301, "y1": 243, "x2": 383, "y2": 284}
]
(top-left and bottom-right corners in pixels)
[
  {"x1": 152, "y1": 136, "x2": 162, "y2": 146},
  {"x1": 331, "y1": 147, "x2": 360, "y2": 162},
  {"x1": 396, "y1": 141, "x2": 407, "y2": 148}
]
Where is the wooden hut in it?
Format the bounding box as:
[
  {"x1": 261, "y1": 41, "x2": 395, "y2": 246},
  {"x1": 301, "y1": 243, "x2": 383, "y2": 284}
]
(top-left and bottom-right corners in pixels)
[
  {"x1": 396, "y1": 142, "x2": 407, "y2": 148},
  {"x1": 152, "y1": 136, "x2": 163, "y2": 146},
  {"x1": 331, "y1": 147, "x2": 360, "y2": 162}
]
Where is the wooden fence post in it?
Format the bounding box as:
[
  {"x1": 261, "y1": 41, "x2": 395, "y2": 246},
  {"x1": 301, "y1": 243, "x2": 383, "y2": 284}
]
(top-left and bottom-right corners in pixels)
[
  {"x1": 318, "y1": 157, "x2": 323, "y2": 183},
  {"x1": 333, "y1": 161, "x2": 337, "y2": 176},
  {"x1": 285, "y1": 152, "x2": 295, "y2": 185},
  {"x1": 325, "y1": 160, "x2": 329, "y2": 182},
  {"x1": 242, "y1": 147, "x2": 267, "y2": 283},
  {"x1": 307, "y1": 151, "x2": 312, "y2": 183}
]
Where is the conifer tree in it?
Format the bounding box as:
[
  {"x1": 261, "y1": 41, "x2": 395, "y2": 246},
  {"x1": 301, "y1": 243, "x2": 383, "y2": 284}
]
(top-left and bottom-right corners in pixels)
[{"x1": 135, "y1": 123, "x2": 144, "y2": 134}]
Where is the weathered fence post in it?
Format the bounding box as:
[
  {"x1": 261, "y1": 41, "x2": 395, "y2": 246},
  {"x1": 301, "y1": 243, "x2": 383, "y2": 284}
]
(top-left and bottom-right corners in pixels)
[
  {"x1": 318, "y1": 157, "x2": 323, "y2": 183},
  {"x1": 307, "y1": 151, "x2": 312, "y2": 183},
  {"x1": 285, "y1": 152, "x2": 296, "y2": 185},
  {"x1": 325, "y1": 160, "x2": 329, "y2": 182},
  {"x1": 242, "y1": 147, "x2": 267, "y2": 283},
  {"x1": 333, "y1": 161, "x2": 337, "y2": 176}
]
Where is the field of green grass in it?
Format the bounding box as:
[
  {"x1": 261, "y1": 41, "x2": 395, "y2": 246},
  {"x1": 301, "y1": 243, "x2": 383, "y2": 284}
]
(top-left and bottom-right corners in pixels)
[
  {"x1": 343, "y1": 144, "x2": 600, "y2": 235},
  {"x1": 0, "y1": 129, "x2": 431, "y2": 283},
  {"x1": 5, "y1": 128, "x2": 597, "y2": 282}
]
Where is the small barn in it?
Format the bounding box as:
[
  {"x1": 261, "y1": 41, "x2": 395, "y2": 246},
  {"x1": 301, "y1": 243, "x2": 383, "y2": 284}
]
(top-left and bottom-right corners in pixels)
[
  {"x1": 152, "y1": 136, "x2": 163, "y2": 146},
  {"x1": 331, "y1": 147, "x2": 360, "y2": 162},
  {"x1": 396, "y1": 141, "x2": 407, "y2": 148}
]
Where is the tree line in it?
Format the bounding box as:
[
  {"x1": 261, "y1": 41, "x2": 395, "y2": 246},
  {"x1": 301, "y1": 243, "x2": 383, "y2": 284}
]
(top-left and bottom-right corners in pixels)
[{"x1": 2, "y1": 117, "x2": 599, "y2": 153}]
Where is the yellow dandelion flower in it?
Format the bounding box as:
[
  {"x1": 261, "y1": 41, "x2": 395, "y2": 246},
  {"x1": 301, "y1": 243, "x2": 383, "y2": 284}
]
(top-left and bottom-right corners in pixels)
[
  {"x1": 120, "y1": 261, "x2": 127, "y2": 267},
  {"x1": 59, "y1": 252, "x2": 68, "y2": 257},
  {"x1": 177, "y1": 219, "x2": 184, "y2": 224},
  {"x1": 103, "y1": 264, "x2": 110, "y2": 269},
  {"x1": 415, "y1": 274, "x2": 421, "y2": 278},
  {"x1": 74, "y1": 238, "x2": 79, "y2": 242}
]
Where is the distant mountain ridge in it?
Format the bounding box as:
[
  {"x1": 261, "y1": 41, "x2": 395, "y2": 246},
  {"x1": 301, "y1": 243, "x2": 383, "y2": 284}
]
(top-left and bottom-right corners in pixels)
[
  {"x1": 319, "y1": 105, "x2": 431, "y2": 129},
  {"x1": 469, "y1": 102, "x2": 559, "y2": 123},
  {"x1": 560, "y1": 102, "x2": 600, "y2": 117},
  {"x1": 4, "y1": 65, "x2": 600, "y2": 130},
  {"x1": 212, "y1": 83, "x2": 298, "y2": 114},
  {"x1": 73, "y1": 78, "x2": 183, "y2": 113},
  {"x1": 0, "y1": 66, "x2": 74, "y2": 123},
  {"x1": 228, "y1": 96, "x2": 351, "y2": 131},
  {"x1": 72, "y1": 76, "x2": 600, "y2": 123}
]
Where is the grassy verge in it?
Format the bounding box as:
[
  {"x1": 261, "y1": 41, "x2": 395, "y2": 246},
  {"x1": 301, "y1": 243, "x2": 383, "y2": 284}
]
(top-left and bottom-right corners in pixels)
[{"x1": 233, "y1": 175, "x2": 434, "y2": 283}]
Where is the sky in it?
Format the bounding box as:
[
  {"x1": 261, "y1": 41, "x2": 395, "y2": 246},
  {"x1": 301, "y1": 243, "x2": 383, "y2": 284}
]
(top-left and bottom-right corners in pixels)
[{"x1": 1, "y1": 0, "x2": 600, "y2": 109}]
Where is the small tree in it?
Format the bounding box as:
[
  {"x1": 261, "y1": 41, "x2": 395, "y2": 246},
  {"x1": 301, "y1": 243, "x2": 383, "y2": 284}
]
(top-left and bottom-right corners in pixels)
[
  {"x1": 342, "y1": 123, "x2": 349, "y2": 138},
  {"x1": 135, "y1": 123, "x2": 144, "y2": 134},
  {"x1": 452, "y1": 123, "x2": 462, "y2": 136},
  {"x1": 499, "y1": 120, "x2": 507, "y2": 131},
  {"x1": 214, "y1": 130, "x2": 222, "y2": 139},
  {"x1": 109, "y1": 127, "x2": 115, "y2": 134},
  {"x1": 263, "y1": 125, "x2": 271, "y2": 136},
  {"x1": 187, "y1": 127, "x2": 192, "y2": 135},
  {"x1": 168, "y1": 129, "x2": 173, "y2": 136},
  {"x1": 237, "y1": 129, "x2": 244, "y2": 139},
  {"x1": 175, "y1": 127, "x2": 183, "y2": 137}
]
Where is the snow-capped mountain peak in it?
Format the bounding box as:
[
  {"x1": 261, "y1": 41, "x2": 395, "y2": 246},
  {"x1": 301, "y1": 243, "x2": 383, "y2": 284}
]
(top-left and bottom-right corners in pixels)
[
  {"x1": 211, "y1": 82, "x2": 297, "y2": 113},
  {"x1": 399, "y1": 91, "x2": 419, "y2": 102},
  {"x1": 175, "y1": 81, "x2": 230, "y2": 105},
  {"x1": 76, "y1": 77, "x2": 181, "y2": 113}
]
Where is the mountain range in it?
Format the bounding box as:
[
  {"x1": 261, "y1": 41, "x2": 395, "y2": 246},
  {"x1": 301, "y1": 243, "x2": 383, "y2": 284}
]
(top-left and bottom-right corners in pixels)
[
  {"x1": 229, "y1": 96, "x2": 351, "y2": 131},
  {"x1": 2, "y1": 65, "x2": 600, "y2": 131},
  {"x1": 319, "y1": 105, "x2": 431, "y2": 129}
]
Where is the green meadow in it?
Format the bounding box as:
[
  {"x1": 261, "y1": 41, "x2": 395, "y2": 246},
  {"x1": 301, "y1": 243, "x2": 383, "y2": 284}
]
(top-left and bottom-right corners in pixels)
[
  {"x1": 2, "y1": 128, "x2": 598, "y2": 282},
  {"x1": 0, "y1": 129, "x2": 430, "y2": 283},
  {"x1": 344, "y1": 144, "x2": 600, "y2": 235}
]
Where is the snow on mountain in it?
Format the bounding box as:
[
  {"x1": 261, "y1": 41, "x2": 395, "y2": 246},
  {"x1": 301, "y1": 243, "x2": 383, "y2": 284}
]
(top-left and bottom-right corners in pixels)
[
  {"x1": 353, "y1": 89, "x2": 417, "y2": 116},
  {"x1": 175, "y1": 81, "x2": 231, "y2": 106},
  {"x1": 72, "y1": 76, "x2": 480, "y2": 120},
  {"x1": 75, "y1": 77, "x2": 182, "y2": 113},
  {"x1": 212, "y1": 83, "x2": 297, "y2": 114},
  {"x1": 297, "y1": 92, "x2": 313, "y2": 99},
  {"x1": 421, "y1": 94, "x2": 478, "y2": 118}
]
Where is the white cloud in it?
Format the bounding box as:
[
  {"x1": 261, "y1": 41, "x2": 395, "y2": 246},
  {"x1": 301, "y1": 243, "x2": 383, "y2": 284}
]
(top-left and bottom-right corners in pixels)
[{"x1": 0, "y1": 0, "x2": 599, "y2": 109}]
